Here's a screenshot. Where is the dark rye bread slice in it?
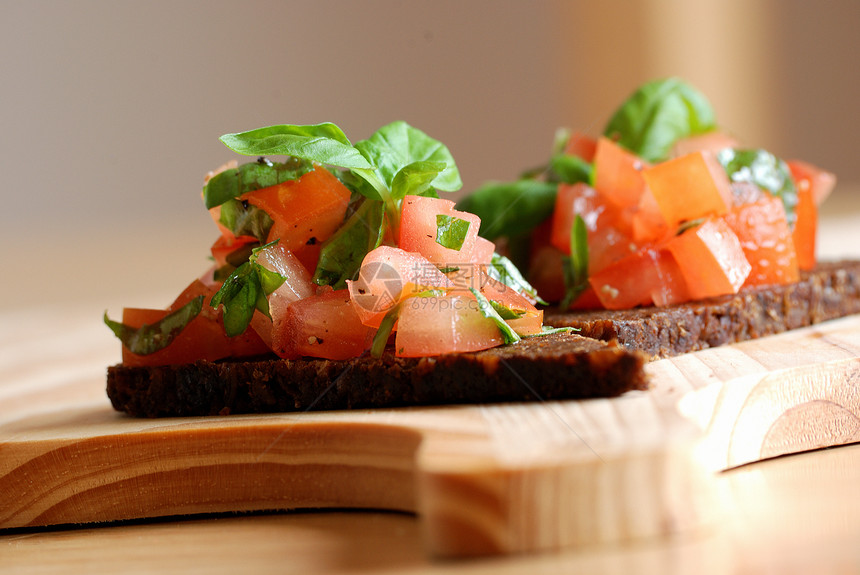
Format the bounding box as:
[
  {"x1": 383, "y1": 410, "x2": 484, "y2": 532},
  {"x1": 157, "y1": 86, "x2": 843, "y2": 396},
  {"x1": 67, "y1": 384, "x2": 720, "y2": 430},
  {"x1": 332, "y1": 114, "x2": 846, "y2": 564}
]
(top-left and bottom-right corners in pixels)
[
  {"x1": 107, "y1": 332, "x2": 648, "y2": 418},
  {"x1": 544, "y1": 260, "x2": 860, "y2": 359}
]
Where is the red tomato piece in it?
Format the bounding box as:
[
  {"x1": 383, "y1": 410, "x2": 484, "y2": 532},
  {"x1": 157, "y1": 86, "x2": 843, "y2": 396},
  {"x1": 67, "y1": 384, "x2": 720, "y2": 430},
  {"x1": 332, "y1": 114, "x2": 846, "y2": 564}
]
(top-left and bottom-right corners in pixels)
[
  {"x1": 121, "y1": 279, "x2": 270, "y2": 367},
  {"x1": 395, "y1": 294, "x2": 503, "y2": 357},
  {"x1": 671, "y1": 131, "x2": 740, "y2": 158},
  {"x1": 274, "y1": 289, "x2": 375, "y2": 360},
  {"x1": 399, "y1": 195, "x2": 481, "y2": 266},
  {"x1": 588, "y1": 247, "x2": 689, "y2": 310},
  {"x1": 347, "y1": 246, "x2": 453, "y2": 328},
  {"x1": 245, "y1": 166, "x2": 351, "y2": 254},
  {"x1": 564, "y1": 131, "x2": 598, "y2": 162},
  {"x1": 791, "y1": 182, "x2": 817, "y2": 271},
  {"x1": 642, "y1": 151, "x2": 732, "y2": 230},
  {"x1": 787, "y1": 160, "x2": 836, "y2": 207},
  {"x1": 550, "y1": 182, "x2": 637, "y2": 274},
  {"x1": 663, "y1": 217, "x2": 750, "y2": 300},
  {"x1": 723, "y1": 194, "x2": 800, "y2": 286},
  {"x1": 593, "y1": 136, "x2": 650, "y2": 210}
]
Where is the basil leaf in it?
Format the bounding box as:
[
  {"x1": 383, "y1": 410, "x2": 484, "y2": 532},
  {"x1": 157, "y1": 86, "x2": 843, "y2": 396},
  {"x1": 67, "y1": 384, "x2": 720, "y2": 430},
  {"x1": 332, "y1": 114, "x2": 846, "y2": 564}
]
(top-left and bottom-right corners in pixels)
[
  {"x1": 456, "y1": 179, "x2": 558, "y2": 240},
  {"x1": 203, "y1": 158, "x2": 313, "y2": 209},
  {"x1": 485, "y1": 252, "x2": 548, "y2": 305},
  {"x1": 104, "y1": 296, "x2": 203, "y2": 356},
  {"x1": 525, "y1": 325, "x2": 577, "y2": 338},
  {"x1": 219, "y1": 123, "x2": 373, "y2": 170},
  {"x1": 355, "y1": 121, "x2": 462, "y2": 193},
  {"x1": 390, "y1": 160, "x2": 448, "y2": 200},
  {"x1": 435, "y1": 214, "x2": 471, "y2": 251},
  {"x1": 548, "y1": 153, "x2": 593, "y2": 185},
  {"x1": 469, "y1": 288, "x2": 521, "y2": 345},
  {"x1": 716, "y1": 148, "x2": 798, "y2": 226},
  {"x1": 489, "y1": 300, "x2": 526, "y2": 320},
  {"x1": 560, "y1": 214, "x2": 589, "y2": 309},
  {"x1": 218, "y1": 198, "x2": 273, "y2": 243},
  {"x1": 604, "y1": 77, "x2": 716, "y2": 163},
  {"x1": 370, "y1": 301, "x2": 401, "y2": 358},
  {"x1": 313, "y1": 198, "x2": 385, "y2": 289}
]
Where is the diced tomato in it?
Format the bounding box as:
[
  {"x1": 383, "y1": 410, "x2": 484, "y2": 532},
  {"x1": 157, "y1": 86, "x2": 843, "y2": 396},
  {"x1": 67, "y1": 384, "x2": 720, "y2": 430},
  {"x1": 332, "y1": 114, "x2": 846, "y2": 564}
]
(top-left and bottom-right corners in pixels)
[
  {"x1": 471, "y1": 236, "x2": 495, "y2": 265},
  {"x1": 399, "y1": 195, "x2": 481, "y2": 266},
  {"x1": 642, "y1": 151, "x2": 732, "y2": 230},
  {"x1": 527, "y1": 219, "x2": 566, "y2": 304},
  {"x1": 253, "y1": 242, "x2": 316, "y2": 347},
  {"x1": 395, "y1": 294, "x2": 503, "y2": 357},
  {"x1": 210, "y1": 234, "x2": 258, "y2": 270},
  {"x1": 564, "y1": 131, "x2": 597, "y2": 162},
  {"x1": 593, "y1": 137, "x2": 650, "y2": 210},
  {"x1": 588, "y1": 247, "x2": 688, "y2": 310},
  {"x1": 724, "y1": 194, "x2": 799, "y2": 286},
  {"x1": 476, "y1": 273, "x2": 543, "y2": 335},
  {"x1": 663, "y1": 217, "x2": 750, "y2": 300},
  {"x1": 347, "y1": 246, "x2": 453, "y2": 328},
  {"x1": 787, "y1": 160, "x2": 836, "y2": 207},
  {"x1": 671, "y1": 131, "x2": 740, "y2": 158},
  {"x1": 550, "y1": 182, "x2": 637, "y2": 274},
  {"x1": 245, "y1": 166, "x2": 351, "y2": 253},
  {"x1": 274, "y1": 289, "x2": 375, "y2": 360},
  {"x1": 792, "y1": 182, "x2": 817, "y2": 271},
  {"x1": 121, "y1": 279, "x2": 270, "y2": 367}
]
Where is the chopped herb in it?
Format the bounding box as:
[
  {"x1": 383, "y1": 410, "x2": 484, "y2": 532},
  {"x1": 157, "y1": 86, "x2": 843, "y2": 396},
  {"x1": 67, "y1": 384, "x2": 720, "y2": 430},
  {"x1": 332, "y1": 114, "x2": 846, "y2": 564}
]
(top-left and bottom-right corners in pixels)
[
  {"x1": 470, "y1": 288, "x2": 521, "y2": 345},
  {"x1": 435, "y1": 214, "x2": 471, "y2": 250},
  {"x1": 104, "y1": 296, "x2": 203, "y2": 356},
  {"x1": 560, "y1": 214, "x2": 589, "y2": 309}
]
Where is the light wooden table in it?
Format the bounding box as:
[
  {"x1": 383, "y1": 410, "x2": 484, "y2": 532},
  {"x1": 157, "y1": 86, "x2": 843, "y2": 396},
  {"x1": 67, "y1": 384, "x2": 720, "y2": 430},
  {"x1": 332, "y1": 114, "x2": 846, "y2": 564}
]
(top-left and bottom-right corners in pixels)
[{"x1": 2, "y1": 190, "x2": 860, "y2": 573}]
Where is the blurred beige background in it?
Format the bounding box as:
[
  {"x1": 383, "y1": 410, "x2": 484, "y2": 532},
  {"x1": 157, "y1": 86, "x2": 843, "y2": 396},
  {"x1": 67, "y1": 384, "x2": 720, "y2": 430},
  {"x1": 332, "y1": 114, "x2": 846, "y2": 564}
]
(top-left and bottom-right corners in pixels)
[{"x1": 2, "y1": 0, "x2": 859, "y2": 312}]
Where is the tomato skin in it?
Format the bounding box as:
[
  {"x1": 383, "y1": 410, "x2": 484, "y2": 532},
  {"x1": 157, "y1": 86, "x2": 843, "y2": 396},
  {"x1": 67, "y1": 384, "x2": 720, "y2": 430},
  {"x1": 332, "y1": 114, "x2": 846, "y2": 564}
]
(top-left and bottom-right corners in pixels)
[
  {"x1": 395, "y1": 294, "x2": 503, "y2": 357},
  {"x1": 121, "y1": 280, "x2": 270, "y2": 367},
  {"x1": 663, "y1": 217, "x2": 750, "y2": 300},
  {"x1": 399, "y1": 195, "x2": 481, "y2": 266},
  {"x1": 724, "y1": 194, "x2": 799, "y2": 287},
  {"x1": 275, "y1": 289, "x2": 375, "y2": 360},
  {"x1": 245, "y1": 166, "x2": 351, "y2": 255}
]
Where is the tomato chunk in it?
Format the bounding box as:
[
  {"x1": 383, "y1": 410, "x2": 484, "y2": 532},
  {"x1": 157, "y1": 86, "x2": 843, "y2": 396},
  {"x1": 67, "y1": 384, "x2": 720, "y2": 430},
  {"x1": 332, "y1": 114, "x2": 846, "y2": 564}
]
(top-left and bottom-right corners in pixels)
[
  {"x1": 399, "y1": 195, "x2": 481, "y2": 266},
  {"x1": 663, "y1": 217, "x2": 750, "y2": 300},
  {"x1": 642, "y1": 151, "x2": 732, "y2": 230},
  {"x1": 347, "y1": 246, "x2": 453, "y2": 328},
  {"x1": 245, "y1": 166, "x2": 351, "y2": 255},
  {"x1": 588, "y1": 247, "x2": 688, "y2": 310},
  {"x1": 724, "y1": 194, "x2": 799, "y2": 286},
  {"x1": 564, "y1": 131, "x2": 597, "y2": 162},
  {"x1": 275, "y1": 289, "x2": 375, "y2": 360},
  {"x1": 121, "y1": 280, "x2": 269, "y2": 367},
  {"x1": 395, "y1": 294, "x2": 503, "y2": 357},
  {"x1": 593, "y1": 136, "x2": 650, "y2": 210}
]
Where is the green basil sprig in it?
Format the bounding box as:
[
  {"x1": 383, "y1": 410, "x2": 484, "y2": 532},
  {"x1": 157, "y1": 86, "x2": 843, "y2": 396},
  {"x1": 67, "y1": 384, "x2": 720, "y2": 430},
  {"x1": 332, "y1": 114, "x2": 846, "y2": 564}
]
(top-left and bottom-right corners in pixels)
[
  {"x1": 203, "y1": 157, "x2": 313, "y2": 209},
  {"x1": 435, "y1": 214, "x2": 471, "y2": 250},
  {"x1": 313, "y1": 198, "x2": 386, "y2": 289},
  {"x1": 209, "y1": 241, "x2": 288, "y2": 336},
  {"x1": 604, "y1": 77, "x2": 716, "y2": 163},
  {"x1": 104, "y1": 296, "x2": 204, "y2": 356},
  {"x1": 560, "y1": 214, "x2": 589, "y2": 309}
]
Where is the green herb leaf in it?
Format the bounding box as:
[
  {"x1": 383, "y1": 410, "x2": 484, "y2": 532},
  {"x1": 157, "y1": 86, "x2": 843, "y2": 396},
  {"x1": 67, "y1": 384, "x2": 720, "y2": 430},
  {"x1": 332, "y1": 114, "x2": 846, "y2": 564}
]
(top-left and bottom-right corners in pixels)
[
  {"x1": 604, "y1": 77, "x2": 716, "y2": 163},
  {"x1": 716, "y1": 148, "x2": 798, "y2": 226},
  {"x1": 489, "y1": 299, "x2": 526, "y2": 320},
  {"x1": 355, "y1": 121, "x2": 462, "y2": 193},
  {"x1": 370, "y1": 301, "x2": 401, "y2": 358},
  {"x1": 456, "y1": 179, "x2": 558, "y2": 240},
  {"x1": 435, "y1": 214, "x2": 471, "y2": 251},
  {"x1": 485, "y1": 252, "x2": 548, "y2": 305},
  {"x1": 469, "y1": 288, "x2": 521, "y2": 345},
  {"x1": 560, "y1": 214, "x2": 589, "y2": 309},
  {"x1": 524, "y1": 325, "x2": 577, "y2": 338},
  {"x1": 218, "y1": 198, "x2": 274, "y2": 244},
  {"x1": 219, "y1": 123, "x2": 374, "y2": 170},
  {"x1": 390, "y1": 160, "x2": 448, "y2": 200},
  {"x1": 210, "y1": 242, "x2": 288, "y2": 336},
  {"x1": 203, "y1": 158, "x2": 313, "y2": 209},
  {"x1": 104, "y1": 296, "x2": 203, "y2": 355},
  {"x1": 548, "y1": 153, "x2": 593, "y2": 185},
  {"x1": 313, "y1": 198, "x2": 385, "y2": 289}
]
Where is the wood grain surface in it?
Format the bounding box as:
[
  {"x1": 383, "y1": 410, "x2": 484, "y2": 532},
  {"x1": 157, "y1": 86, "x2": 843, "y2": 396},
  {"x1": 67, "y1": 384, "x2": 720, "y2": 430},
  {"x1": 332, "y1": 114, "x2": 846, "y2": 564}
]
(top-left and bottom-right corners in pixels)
[{"x1": 3, "y1": 304, "x2": 860, "y2": 558}]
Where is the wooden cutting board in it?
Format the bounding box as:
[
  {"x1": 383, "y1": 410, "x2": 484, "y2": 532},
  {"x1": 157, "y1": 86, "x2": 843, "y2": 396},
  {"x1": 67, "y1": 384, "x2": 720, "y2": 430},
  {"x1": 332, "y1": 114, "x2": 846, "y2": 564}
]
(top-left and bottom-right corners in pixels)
[{"x1": 2, "y1": 307, "x2": 860, "y2": 558}]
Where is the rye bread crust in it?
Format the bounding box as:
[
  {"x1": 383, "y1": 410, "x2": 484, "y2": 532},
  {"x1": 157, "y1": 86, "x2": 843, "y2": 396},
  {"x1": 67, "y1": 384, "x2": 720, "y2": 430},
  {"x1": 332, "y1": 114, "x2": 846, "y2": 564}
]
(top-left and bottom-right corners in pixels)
[
  {"x1": 107, "y1": 332, "x2": 648, "y2": 418},
  {"x1": 544, "y1": 260, "x2": 860, "y2": 359}
]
